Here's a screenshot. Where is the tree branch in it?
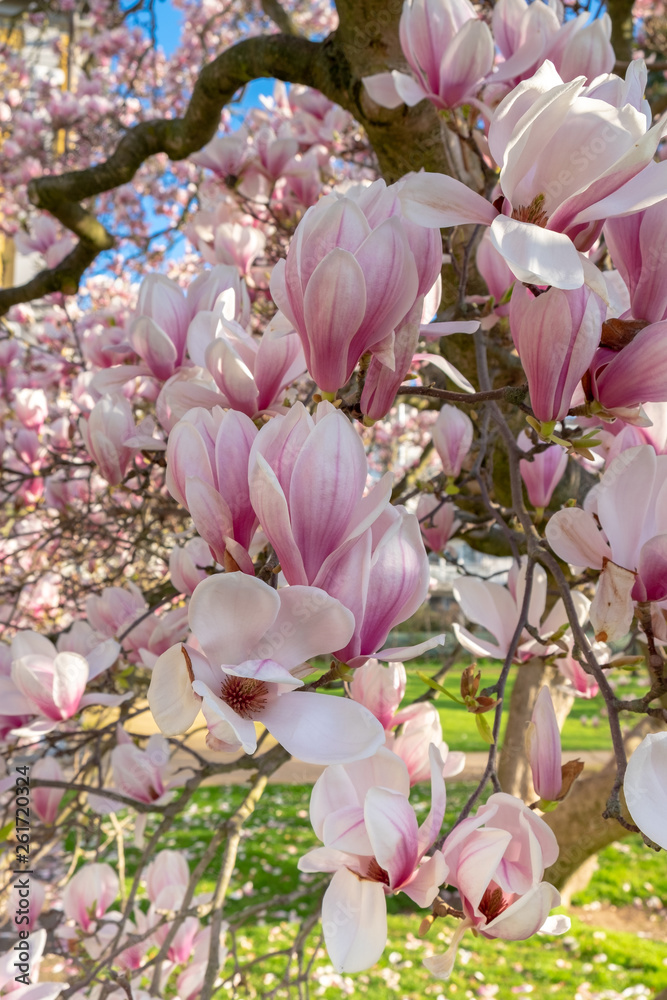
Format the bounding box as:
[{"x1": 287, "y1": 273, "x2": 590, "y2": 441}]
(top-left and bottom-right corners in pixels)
[{"x1": 0, "y1": 33, "x2": 323, "y2": 315}]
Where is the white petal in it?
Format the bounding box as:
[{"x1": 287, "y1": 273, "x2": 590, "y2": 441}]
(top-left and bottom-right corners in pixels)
[
  {"x1": 188, "y1": 573, "x2": 280, "y2": 666},
  {"x1": 148, "y1": 644, "x2": 201, "y2": 736},
  {"x1": 261, "y1": 691, "x2": 384, "y2": 764},
  {"x1": 623, "y1": 732, "x2": 667, "y2": 850},
  {"x1": 321, "y1": 868, "x2": 388, "y2": 973},
  {"x1": 489, "y1": 216, "x2": 584, "y2": 289}
]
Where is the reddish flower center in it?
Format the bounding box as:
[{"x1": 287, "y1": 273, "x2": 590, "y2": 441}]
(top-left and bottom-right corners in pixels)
[
  {"x1": 479, "y1": 884, "x2": 515, "y2": 921},
  {"x1": 220, "y1": 676, "x2": 269, "y2": 718},
  {"x1": 364, "y1": 858, "x2": 390, "y2": 885},
  {"x1": 511, "y1": 193, "x2": 548, "y2": 228}
]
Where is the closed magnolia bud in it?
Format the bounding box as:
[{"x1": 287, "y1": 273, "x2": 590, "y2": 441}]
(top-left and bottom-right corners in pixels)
[{"x1": 432, "y1": 404, "x2": 473, "y2": 478}]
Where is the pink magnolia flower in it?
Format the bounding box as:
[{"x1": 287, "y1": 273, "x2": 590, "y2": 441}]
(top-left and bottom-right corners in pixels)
[
  {"x1": 166, "y1": 406, "x2": 258, "y2": 574},
  {"x1": 363, "y1": 0, "x2": 494, "y2": 111},
  {"x1": 32, "y1": 756, "x2": 66, "y2": 823},
  {"x1": 433, "y1": 404, "x2": 473, "y2": 478},
  {"x1": 426, "y1": 793, "x2": 562, "y2": 979},
  {"x1": 56, "y1": 621, "x2": 120, "y2": 677},
  {"x1": 554, "y1": 642, "x2": 601, "y2": 698},
  {"x1": 348, "y1": 659, "x2": 465, "y2": 782},
  {"x1": 79, "y1": 395, "x2": 135, "y2": 486},
  {"x1": 604, "y1": 199, "x2": 667, "y2": 324},
  {"x1": 128, "y1": 274, "x2": 189, "y2": 381},
  {"x1": 453, "y1": 558, "x2": 589, "y2": 661},
  {"x1": 177, "y1": 926, "x2": 228, "y2": 1000},
  {"x1": 546, "y1": 445, "x2": 667, "y2": 640},
  {"x1": 526, "y1": 685, "x2": 563, "y2": 802},
  {"x1": 90, "y1": 730, "x2": 175, "y2": 845},
  {"x1": 518, "y1": 431, "x2": 568, "y2": 510},
  {"x1": 13, "y1": 387, "x2": 48, "y2": 430},
  {"x1": 145, "y1": 849, "x2": 190, "y2": 902},
  {"x1": 270, "y1": 179, "x2": 422, "y2": 393},
  {"x1": 623, "y1": 731, "x2": 667, "y2": 850},
  {"x1": 348, "y1": 659, "x2": 406, "y2": 729},
  {"x1": 199, "y1": 313, "x2": 306, "y2": 418},
  {"x1": 248, "y1": 401, "x2": 392, "y2": 586},
  {"x1": 298, "y1": 745, "x2": 447, "y2": 973},
  {"x1": 510, "y1": 283, "x2": 604, "y2": 423},
  {"x1": 388, "y1": 702, "x2": 466, "y2": 783},
  {"x1": 417, "y1": 494, "x2": 460, "y2": 553},
  {"x1": 169, "y1": 536, "x2": 216, "y2": 595},
  {"x1": 589, "y1": 321, "x2": 667, "y2": 415},
  {"x1": 185, "y1": 264, "x2": 250, "y2": 327},
  {"x1": 400, "y1": 61, "x2": 667, "y2": 289},
  {"x1": 9, "y1": 631, "x2": 127, "y2": 737},
  {"x1": 317, "y1": 504, "x2": 437, "y2": 667},
  {"x1": 62, "y1": 863, "x2": 119, "y2": 932},
  {"x1": 490, "y1": 0, "x2": 613, "y2": 95},
  {"x1": 148, "y1": 573, "x2": 384, "y2": 764},
  {"x1": 86, "y1": 581, "x2": 146, "y2": 638}
]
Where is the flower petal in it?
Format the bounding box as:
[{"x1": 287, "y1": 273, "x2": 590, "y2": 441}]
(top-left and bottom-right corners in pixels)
[
  {"x1": 148, "y1": 644, "x2": 202, "y2": 736},
  {"x1": 188, "y1": 573, "x2": 280, "y2": 666},
  {"x1": 623, "y1": 731, "x2": 667, "y2": 850},
  {"x1": 489, "y1": 216, "x2": 584, "y2": 289},
  {"x1": 260, "y1": 690, "x2": 384, "y2": 764},
  {"x1": 321, "y1": 867, "x2": 388, "y2": 973}
]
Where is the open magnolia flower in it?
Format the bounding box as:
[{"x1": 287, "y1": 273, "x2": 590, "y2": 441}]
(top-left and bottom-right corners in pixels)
[
  {"x1": 399, "y1": 61, "x2": 667, "y2": 290},
  {"x1": 452, "y1": 558, "x2": 589, "y2": 662},
  {"x1": 148, "y1": 573, "x2": 385, "y2": 764},
  {"x1": 546, "y1": 445, "x2": 667, "y2": 641},
  {"x1": 298, "y1": 745, "x2": 447, "y2": 973},
  {"x1": 425, "y1": 793, "x2": 564, "y2": 980},
  {"x1": 7, "y1": 630, "x2": 125, "y2": 738}
]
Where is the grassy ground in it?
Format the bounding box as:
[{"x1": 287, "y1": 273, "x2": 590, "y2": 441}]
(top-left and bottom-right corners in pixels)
[
  {"x1": 311, "y1": 656, "x2": 650, "y2": 754},
  {"x1": 119, "y1": 781, "x2": 667, "y2": 999}
]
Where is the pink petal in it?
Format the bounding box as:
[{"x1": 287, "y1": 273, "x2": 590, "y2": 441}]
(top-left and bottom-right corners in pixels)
[
  {"x1": 148, "y1": 644, "x2": 202, "y2": 736},
  {"x1": 365, "y1": 786, "x2": 419, "y2": 889},
  {"x1": 624, "y1": 731, "x2": 667, "y2": 850},
  {"x1": 302, "y1": 248, "x2": 367, "y2": 392},
  {"x1": 248, "y1": 455, "x2": 308, "y2": 586},
  {"x1": 635, "y1": 533, "x2": 667, "y2": 602}
]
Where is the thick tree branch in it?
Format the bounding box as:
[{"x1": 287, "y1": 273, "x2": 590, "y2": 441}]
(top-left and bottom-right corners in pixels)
[{"x1": 0, "y1": 33, "x2": 323, "y2": 315}]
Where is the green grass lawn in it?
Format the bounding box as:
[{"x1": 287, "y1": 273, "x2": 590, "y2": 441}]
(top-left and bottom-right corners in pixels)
[
  {"x1": 309, "y1": 654, "x2": 650, "y2": 754},
  {"x1": 114, "y1": 781, "x2": 667, "y2": 999}
]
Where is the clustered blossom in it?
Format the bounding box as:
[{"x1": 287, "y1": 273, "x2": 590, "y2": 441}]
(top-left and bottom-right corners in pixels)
[{"x1": 4, "y1": 0, "x2": 667, "y2": 995}]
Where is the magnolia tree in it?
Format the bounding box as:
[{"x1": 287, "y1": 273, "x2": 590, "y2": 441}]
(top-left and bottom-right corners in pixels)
[{"x1": 1, "y1": 0, "x2": 667, "y2": 996}]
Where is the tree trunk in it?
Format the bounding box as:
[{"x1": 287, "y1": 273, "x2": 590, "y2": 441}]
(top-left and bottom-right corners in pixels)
[
  {"x1": 497, "y1": 660, "x2": 574, "y2": 802},
  {"x1": 544, "y1": 717, "x2": 660, "y2": 893}
]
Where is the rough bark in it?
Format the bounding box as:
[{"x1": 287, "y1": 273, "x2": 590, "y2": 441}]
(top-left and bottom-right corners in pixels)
[
  {"x1": 497, "y1": 660, "x2": 575, "y2": 802},
  {"x1": 607, "y1": 0, "x2": 636, "y2": 62}
]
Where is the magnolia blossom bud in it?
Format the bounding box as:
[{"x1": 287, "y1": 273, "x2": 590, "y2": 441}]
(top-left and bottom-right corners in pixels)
[
  {"x1": 510, "y1": 284, "x2": 604, "y2": 424},
  {"x1": 417, "y1": 493, "x2": 460, "y2": 552},
  {"x1": 432, "y1": 404, "x2": 473, "y2": 478},
  {"x1": 518, "y1": 431, "x2": 568, "y2": 511},
  {"x1": 79, "y1": 395, "x2": 135, "y2": 486}
]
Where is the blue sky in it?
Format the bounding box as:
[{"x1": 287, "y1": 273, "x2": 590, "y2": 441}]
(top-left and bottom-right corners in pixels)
[{"x1": 130, "y1": 0, "x2": 275, "y2": 108}]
